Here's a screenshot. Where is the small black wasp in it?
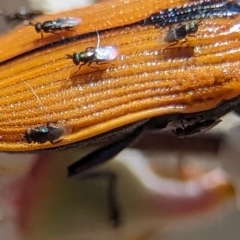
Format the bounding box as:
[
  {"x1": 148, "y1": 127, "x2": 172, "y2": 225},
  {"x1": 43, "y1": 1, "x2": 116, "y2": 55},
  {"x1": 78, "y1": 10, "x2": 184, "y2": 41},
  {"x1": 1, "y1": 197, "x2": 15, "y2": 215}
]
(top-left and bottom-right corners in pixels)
[{"x1": 25, "y1": 17, "x2": 82, "y2": 39}]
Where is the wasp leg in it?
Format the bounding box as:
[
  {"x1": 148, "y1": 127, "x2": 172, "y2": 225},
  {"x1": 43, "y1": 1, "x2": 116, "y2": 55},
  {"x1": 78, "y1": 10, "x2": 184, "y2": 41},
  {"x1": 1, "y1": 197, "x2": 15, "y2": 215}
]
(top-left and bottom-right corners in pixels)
[
  {"x1": 179, "y1": 37, "x2": 188, "y2": 47},
  {"x1": 79, "y1": 171, "x2": 121, "y2": 227},
  {"x1": 48, "y1": 30, "x2": 65, "y2": 40},
  {"x1": 50, "y1": 139, "x2": 62, "y2": 145},
  {"x1": 68, "y1": 126, "x2": 143, "y2": 177},
  {"x1": 64, "y1": 28, "x2": 78, "y2": 34},
  {"x1": 166, "y1": 40, "x2": 179, "y2": 48},
  {"x1": 96, "y1": 61, "x2": 115, "y2": 68},
  {"x1": 188, "y1": 33, "x2": 197, "y2": 38},
  {"x1": 88, "y1": 61, "x2": 115, "y2": 71},
  {"x1": 88, "y1": 62, "x2": 100, "y2": 70},
  {"x1": 74, "y1": 62, "x2": 87, "y2": 74},
  {"x1": 162, "y1": 40, "x2": 179, "y2": 55},
  {"x1": 40, "y1": 31, "x2": 43, "y2": 39}
]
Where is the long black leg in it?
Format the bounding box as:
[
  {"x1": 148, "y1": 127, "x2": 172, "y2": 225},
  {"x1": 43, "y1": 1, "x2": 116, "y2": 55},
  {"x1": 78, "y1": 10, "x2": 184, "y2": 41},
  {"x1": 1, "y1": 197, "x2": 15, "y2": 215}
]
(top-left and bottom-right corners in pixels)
[
  {"x1": 75, "y1": 62, "x2": 87, "y2": 74},
  {"x1": 163, "y1": 41, "x2": 179, "y2": 55},
  {"x1": 96, "y1": 61, "x2": 114, "y2": 67},
  {"x1": 179, "y1": 37, "x2": 188, "y2": 47},
  {"x1": 88, "y1": 62, "x2": 100, "y2": 70},
  {"x1": 48, "y1": 30, "x2": 64, "y2": 39},
  {"x1": 166, "y1": 40, "x2": 179, "y2": 48},
  {"x1": 68, "y1": 126, "x2": 143, "y2": 177},
  {"x1": 65, "y1": 28, "x2": 78, "y2": 34},
  {"x1": 88, "y1": 61, "x2": 114, "y2": 71},
  {"x1": 79, "y1": 171, "x2": 121, "y2": 227}
]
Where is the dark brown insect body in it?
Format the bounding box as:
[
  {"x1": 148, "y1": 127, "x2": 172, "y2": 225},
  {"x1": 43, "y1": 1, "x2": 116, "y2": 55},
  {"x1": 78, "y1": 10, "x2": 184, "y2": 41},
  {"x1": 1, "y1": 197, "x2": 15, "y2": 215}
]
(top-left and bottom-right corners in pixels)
[
  {"x1": 66, "y1": 32, "x2": 118, "y2": 73},
  {"x1": 164, "y1": 21, "x2": 200, "y2": 47},
  {"x1": 24, "y1": 123, "x2": 64, "y2": 144},
  {"x1": 25, "y1": 17, "x2": 82, "y2": 39}
]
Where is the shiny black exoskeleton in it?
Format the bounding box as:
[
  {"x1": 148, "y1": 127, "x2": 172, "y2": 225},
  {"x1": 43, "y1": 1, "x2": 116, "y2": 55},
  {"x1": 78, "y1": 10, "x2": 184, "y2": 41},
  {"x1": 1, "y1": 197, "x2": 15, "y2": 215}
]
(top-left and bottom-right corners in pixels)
[
  {"x1": 66, "y1": 45, "x2": 118, "y2": 73},
  {"x1": 172, "y1": 119, "x2": 221, "y2": 138},
  {"x1": 164, "y1": 21, "x2": 200, "y2": 47},
  {"x1": 67, "y1": 48, "x2": 96, "y2": 66},
  {"x1": 66, "y1": 32, "x2": 118, "y2": 73},
  {"x1": 25, "y1": 17, "x2": 81, "y2": 39},
  {"x1": 24, "y1": 123, "x2": 64, "y2": 144},
  {"x1": 144, "y1": 0, "x2": 240, "y2": 27}
]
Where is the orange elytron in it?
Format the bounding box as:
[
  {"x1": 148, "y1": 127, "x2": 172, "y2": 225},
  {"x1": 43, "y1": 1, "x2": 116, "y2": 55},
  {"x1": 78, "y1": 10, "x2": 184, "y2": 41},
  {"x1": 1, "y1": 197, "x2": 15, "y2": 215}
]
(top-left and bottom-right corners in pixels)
[{"x1": 0, "y1": 0, "x2": 240, "y2": 153}]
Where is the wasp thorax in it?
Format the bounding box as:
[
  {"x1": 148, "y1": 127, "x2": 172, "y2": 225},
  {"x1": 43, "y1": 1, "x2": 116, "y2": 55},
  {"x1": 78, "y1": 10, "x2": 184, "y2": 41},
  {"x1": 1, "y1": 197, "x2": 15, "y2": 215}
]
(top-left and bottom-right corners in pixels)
[
  {"x1": 188, "y1": 22, "x2": 198, "y2": 33},
  {"x1": 82, "y1": 48, "x2": 95, "y2": 58}
]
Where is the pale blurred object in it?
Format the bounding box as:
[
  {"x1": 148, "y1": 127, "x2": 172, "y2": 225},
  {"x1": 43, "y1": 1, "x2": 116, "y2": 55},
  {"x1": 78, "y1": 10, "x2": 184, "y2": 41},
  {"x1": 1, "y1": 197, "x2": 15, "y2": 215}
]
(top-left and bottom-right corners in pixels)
[
  {"x1": 29, "y1": 0, "x2": 95, "y2": 13},
  {"x1": 206, "y1": 113, "x2": 240, "y2": 134},
  {"x1": 218, "y1": 125, "x2": 240, "y2": 201},
  {"x1": 0, "y1": 153, "x2": 36, "y2": 240},
  {"x1": 4, "y1": 148, "x2": 235, "y2": 240}
]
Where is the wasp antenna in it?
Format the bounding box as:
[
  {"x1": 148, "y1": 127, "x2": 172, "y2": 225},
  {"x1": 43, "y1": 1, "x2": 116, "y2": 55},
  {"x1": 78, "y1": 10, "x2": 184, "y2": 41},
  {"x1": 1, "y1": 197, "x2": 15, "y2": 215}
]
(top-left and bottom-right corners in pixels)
[
  {"x1": 65, "y1": 54, "x2": 73, "y2": 59},
  {"x1": 24, "y1": 20, "x2": 34, "y2": 26},
  {"x1": 96, "y1": 31, "x2": 100, "y2": 49}
]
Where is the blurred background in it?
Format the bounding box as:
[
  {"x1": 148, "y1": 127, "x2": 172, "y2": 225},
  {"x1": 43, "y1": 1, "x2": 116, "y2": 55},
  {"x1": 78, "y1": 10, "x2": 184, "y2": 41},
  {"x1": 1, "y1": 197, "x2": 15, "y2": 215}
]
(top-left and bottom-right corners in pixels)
[{"x1": 1, "y1": 0, "x2": 240, "y2": 239}]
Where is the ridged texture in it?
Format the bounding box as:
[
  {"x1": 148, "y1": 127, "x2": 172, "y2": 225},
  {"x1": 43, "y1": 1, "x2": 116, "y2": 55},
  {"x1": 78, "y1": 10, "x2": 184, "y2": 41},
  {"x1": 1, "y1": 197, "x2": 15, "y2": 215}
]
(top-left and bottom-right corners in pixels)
[
  {"x1": 0, "y1": 0, "x2": 187, "y2": 61},
  {"x1": 0, "y1": 0, "x2": 240, "y2": 151}
]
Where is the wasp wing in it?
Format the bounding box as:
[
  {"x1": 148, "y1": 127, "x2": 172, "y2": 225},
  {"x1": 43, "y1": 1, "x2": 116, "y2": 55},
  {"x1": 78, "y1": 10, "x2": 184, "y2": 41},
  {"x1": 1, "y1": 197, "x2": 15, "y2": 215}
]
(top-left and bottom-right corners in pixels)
[
  {"x1": 95, "y1": 46, "x2": 119, "y2": 61},
  {"x1": 55, "y1": 17, "x2": 82, "y2": 28}
]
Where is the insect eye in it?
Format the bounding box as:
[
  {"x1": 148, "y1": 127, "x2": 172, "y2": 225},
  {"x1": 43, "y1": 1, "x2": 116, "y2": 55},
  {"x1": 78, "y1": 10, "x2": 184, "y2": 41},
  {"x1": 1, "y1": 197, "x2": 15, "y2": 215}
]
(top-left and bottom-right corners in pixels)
[
  {"x1": 73, "y1": 53, "x2": 80, "y2": 65},
  {"x1": 35, "y1": 23, "x2": 41, "y2": 32}
]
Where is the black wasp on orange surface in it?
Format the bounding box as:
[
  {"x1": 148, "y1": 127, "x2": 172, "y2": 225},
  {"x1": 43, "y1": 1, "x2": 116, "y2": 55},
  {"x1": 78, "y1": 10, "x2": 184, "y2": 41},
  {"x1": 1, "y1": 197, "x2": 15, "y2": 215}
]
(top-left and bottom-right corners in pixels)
[
  {"x1": 164, "y1": 20, "x2": 201, "y2": 48},
  {"x1": 24, "y1": 123, "x2": 64, "y2": 144},
  {"x1": 66, "y1": 31, "x2": 119, "y2": 73},
  {"x1": 25, "y1": 17, "x2": 82, "y2": 39}
]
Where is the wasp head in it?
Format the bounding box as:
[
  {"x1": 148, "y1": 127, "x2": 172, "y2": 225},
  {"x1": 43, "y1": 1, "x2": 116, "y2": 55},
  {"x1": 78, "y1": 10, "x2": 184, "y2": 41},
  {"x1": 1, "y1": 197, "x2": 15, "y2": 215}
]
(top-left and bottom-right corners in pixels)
[
  {"x1": 35, "y1": 22, "x2": 42, "y2": 33},
  {"x1": 66, "y1": 53, "x2": 80, "y2": 65},
  {"x1": 24, "y1": 129, "x2": 33, "y2": 144}
]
